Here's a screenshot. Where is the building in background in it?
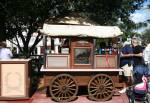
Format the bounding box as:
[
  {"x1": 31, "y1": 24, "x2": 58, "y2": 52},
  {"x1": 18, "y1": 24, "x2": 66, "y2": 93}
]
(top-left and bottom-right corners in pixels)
[{"x1": 6, "y1": 35, "x2": 51, "y2": 55}]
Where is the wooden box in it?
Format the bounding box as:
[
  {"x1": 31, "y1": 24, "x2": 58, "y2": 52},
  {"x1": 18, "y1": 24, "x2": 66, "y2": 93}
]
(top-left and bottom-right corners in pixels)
[
  {"x1": 46, "y1": 55, "x2": 70, "y2": 69},
  {"x1": 94, "y1": 55, "x2": 118, "y2": 68},
  {"x1": 0, "y1": 59, "x2": 31, "y2": 100}
]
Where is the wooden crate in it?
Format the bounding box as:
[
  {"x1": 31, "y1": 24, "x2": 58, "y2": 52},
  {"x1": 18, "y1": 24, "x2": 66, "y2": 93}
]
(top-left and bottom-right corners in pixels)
[
  {"x1": 0, "y1": 59, "x2": 31, "y2": 100},
  {"x1": 94, "y1": 55, "x2": 118, "y2": 68}
]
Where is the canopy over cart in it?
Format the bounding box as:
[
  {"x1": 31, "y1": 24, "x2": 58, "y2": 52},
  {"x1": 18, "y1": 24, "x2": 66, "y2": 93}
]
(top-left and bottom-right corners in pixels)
[{"x1": 40, "y1": 24, "x2": 122, "y2": 38}]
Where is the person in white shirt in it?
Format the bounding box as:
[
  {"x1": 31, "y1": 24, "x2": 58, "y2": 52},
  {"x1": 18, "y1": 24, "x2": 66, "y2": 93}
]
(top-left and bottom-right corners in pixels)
[
  {"x1": 0, "y1": 42, "x2": 13, "y2": 60},
  {"x1": 143, "y1": 38, "x2": 150, "y2": 75}
]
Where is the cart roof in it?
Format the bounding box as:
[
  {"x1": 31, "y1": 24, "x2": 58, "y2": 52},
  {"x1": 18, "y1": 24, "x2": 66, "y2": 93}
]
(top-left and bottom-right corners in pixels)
[{"x1": 40, "y1": 24, "x2": 123, "y2": 38}]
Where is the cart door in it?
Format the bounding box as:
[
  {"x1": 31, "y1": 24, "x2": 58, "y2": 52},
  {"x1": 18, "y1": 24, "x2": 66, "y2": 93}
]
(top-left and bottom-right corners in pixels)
[{"x1": 71, "y1": 38, "x2": 93, "y2": 69}]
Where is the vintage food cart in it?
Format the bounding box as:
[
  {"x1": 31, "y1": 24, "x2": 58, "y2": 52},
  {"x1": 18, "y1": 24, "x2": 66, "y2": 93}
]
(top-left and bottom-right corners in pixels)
[{"x1": 40, "y1": 24, "x2": 123, "y2": 102}]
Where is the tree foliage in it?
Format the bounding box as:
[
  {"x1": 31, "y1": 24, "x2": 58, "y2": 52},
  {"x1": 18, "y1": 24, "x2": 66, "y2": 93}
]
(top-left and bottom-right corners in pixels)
[
  {"x1": 0, "y1": 0, "x2": 80, "y2": 57},
  {"x1": 142, "y1": 29, "x2": 150, "y2": 38},
  {"x1": 0, "y1": 0, "x2": 146, "y2": 57}
]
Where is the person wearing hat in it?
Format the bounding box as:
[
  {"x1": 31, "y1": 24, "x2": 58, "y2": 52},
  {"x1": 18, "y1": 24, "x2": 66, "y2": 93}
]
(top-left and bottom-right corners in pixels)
[{"x1": 0, "y1": 42, "x2": 13, "y2": 60}]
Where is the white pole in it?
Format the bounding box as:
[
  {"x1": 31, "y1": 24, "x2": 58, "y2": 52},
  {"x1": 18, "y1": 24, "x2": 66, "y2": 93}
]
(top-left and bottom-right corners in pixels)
[
  {"x1": 37, "y1": 46, "x2": 41, "y2": 55},
  {"x1": 54, "y1": 38, "x2": 60, "y2": 54}
]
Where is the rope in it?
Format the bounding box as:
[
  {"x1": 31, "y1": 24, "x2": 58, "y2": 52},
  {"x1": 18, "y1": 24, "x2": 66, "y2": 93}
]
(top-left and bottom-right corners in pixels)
[{"x1": 105, "y1": 53, "x2": 110, "y2": 67}]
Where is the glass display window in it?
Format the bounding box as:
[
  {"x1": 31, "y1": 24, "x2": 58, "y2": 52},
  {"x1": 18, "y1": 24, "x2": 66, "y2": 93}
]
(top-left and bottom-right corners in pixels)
[{"x1": 74, "y1": 48, "x2": 91, "y2": 64}]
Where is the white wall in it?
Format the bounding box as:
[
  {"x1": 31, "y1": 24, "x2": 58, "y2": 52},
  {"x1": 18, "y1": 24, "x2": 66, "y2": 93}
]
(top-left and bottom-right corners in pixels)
[{"x1": 6, "y1": 36, "x2": 51, "y2": 55}]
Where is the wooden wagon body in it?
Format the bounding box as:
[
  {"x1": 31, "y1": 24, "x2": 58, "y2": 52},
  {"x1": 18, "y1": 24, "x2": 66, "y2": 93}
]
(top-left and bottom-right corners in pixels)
[{"x1": 40, "y1": 24, "x2": 124, "y2": 102}]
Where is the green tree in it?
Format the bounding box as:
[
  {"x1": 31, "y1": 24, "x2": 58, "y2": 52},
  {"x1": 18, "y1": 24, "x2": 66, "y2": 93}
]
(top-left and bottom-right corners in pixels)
[
  {"x1": 0, "y1": 0, "x2": 74, "y2": 57},
  {"x1": 143, "y1": 29, "x2": 150, "y2": 38},
  {"x1": 0, "y1": 0, "x2": 7, "y2": 41},
  {"x1": 0, "y1": 0, "x2": 146, "y2": 57},
  {"x1": 144, "y1": 1, "x2": 150, "y2": 34}
]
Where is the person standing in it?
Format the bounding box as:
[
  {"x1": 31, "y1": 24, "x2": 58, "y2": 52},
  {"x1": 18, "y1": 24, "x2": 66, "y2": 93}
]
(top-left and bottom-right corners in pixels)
[
  {"x1": 120, "y1": 41, "x2": 133, "y2": 67},
  {"x1": 120, "y1": 36, "x2": 143, "y2": 67},
  {"x1": 120, "y1": 36, "x2": 143, "y2": 69},
  {"x1": 143, "y1": 38, "x2": 150, "y2": 75},
  {"x1": 120, "y1": 42, "x2": 133, "y2": 92},
  {"x1": 0, "y1": 42, "x2": 13, "y2": 60},
  {"x1": 119, "y1": 37, "x2": 144, "y2": 93},
  {"x1": 131, "y1": 37, "x2": 143, "y2": 67}
]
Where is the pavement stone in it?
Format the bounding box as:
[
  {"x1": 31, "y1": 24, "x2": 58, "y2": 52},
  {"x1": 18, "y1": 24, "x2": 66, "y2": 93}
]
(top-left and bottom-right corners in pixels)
[{"x1": 0, "y1": 92, "x2": 129, "y2": 103}]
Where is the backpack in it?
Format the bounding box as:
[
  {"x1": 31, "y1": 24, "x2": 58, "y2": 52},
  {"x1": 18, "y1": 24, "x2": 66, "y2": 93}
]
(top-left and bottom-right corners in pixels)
[
  {"x1": 133, "y1": 65, "x2": 148, "y2": 83},
  {"x1": 134, "y1": 65, "x2": 148, "y2": 76}
]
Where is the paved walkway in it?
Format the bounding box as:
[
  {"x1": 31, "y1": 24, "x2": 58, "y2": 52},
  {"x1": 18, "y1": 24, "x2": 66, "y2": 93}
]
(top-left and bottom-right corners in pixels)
[{"x1": 0, "y1": 92, "x2": 129, "y2": 103}]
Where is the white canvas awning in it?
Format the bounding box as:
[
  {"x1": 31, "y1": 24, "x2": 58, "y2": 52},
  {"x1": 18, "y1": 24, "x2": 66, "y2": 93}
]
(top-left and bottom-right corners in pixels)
[{"x1": 40, "y1": 24, "x2": 123, "y2": 38}]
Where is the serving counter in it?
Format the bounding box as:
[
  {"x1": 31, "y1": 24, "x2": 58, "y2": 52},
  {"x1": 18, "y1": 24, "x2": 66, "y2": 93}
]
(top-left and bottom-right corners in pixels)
[
  {"x1": 45, "y1": 54, "x2": 118, "y2": 69},
  {"x1": 46, "y1": 54, "x2": 70, "y2": 69},
  {"x1": 0, "y1": 59, "x2": 31, "y2": 100}
]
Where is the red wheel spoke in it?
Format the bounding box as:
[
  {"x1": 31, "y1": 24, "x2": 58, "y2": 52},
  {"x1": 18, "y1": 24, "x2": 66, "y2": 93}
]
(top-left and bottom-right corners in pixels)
[
  {"x1": 52, "y1": 85, "x2": 59, "y2": 88},
  {"x1": 54, "y1": 80, "x2": 60, "y2": 86},
  {"x1": 68, "y1": 84, "x2": 76, "y2": 88},
  {"x1": 57, "y1": 92, "x2": 62, "y2": 98},
  {"x1": 53, "y1": 89, "x2": 61, "y2": 96},
  {"x1": 104, "y1": 79, "x2": 111, "y2": 85},
  {"x1": 91, "y1": 82, "x2": 98, "y2": 87},
  {"x1": 68, "y1": 88, "x2": 76, "y2": 91},
  {"x1": 105, "y1": 82, "x2": 113, "y2": 86},
  {"x1": 105, "y1": 86, "x2": 113, "y2": 89},
  {"x1": 68, "y1": 80, "x2": 74, "y2": 86},
  {"x1": 65, "y1": 76, "x2": 69, "y2": 84},
  {"x1": 51, "y1": 88, "x2": 60, "y2": 92},
  {"x1": 66, "y1": 78, "x2": 71, "y2": 85},
  {"x1": 102, "y1": 77, "x2": 107, "y2": 84},
  {"x1": 90, "y1": 86, "x2": 98, "y2": 89},
  {"x1": 90, "y1": 88, "x2": 98, "y2": 93},
  {"x1": 91, "y1": 90, "x2": 98, "y2": 96},
  {"x1": 97, "y1": 77, "x2": 102, "y2": 84},
  {"x1": 68, "y1": 89, "x2": 74, "y2": 95}
]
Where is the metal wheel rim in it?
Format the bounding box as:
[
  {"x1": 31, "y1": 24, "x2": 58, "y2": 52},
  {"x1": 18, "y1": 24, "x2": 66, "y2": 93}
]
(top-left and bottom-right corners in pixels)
[
  {"x1": 88, "y1": 74, "x2": 114, "y2": 101},
  {"x1": 50, "y1": 74, "x2": 78, "y2": 102}
]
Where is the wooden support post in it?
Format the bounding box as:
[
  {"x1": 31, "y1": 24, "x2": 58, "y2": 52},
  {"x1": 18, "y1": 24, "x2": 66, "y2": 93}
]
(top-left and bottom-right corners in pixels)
[{"x1": 43, "y1": 35, "x2": 47, "y2": 68}]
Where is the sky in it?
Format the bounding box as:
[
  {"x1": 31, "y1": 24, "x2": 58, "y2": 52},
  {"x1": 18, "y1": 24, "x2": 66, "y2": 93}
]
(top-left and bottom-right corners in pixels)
[{"x1": 130, "y1": 0, "x2": 150, "y2": 33}]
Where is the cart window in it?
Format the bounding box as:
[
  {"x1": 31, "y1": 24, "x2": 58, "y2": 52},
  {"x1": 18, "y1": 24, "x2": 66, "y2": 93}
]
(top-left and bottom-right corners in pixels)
[
  {"x1": 74, "y1": 48, "x2": 91, "y2": 64},
  {"x1": 50, "y1": 38, "x2": 70, "y2": 54}
]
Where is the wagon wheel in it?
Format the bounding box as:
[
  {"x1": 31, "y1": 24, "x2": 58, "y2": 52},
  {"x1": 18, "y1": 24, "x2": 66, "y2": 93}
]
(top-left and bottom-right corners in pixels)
[
  {"x1": 50, "y1": 74, "x2": 78, "y2": 102},
  {"x1": 88, "y1": 74, "x2": 114, "y2": 101}
]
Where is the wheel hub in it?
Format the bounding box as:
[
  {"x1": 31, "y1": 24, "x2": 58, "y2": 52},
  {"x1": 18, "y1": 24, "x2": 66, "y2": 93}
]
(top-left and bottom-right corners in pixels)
[
  {"x1": 61, "y1": 85, "x2": 68, "y2": 92},
  {"x1": 98, "y1": 85, "x2": 105, "y2": 92}
]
